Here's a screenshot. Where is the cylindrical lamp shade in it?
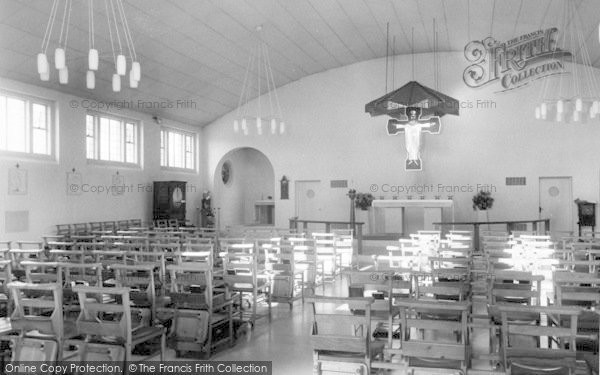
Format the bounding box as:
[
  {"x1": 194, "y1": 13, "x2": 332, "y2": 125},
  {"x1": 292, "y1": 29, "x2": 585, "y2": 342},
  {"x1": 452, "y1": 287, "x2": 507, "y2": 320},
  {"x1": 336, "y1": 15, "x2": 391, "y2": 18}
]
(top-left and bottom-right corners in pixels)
[
  {"x1": 116, "y1": 54, "x2": 126, "y2": 76},
  {"x1": 58, "y1": 67, "x2": 68, "y2": 84},
  {"x1": 534, "y1": 106, "x2": 540, "y2": 119},
  {"x1": 557, "y1": 100, "x2": 564, "y2": 114},
  {"x1": 573, "y1": 110, "x2": 580, "y2": 122},
  {"x1": 37, "y1": 53, "x2": 49, "y2": 74},
  {"x1": 88, "y1": 49, "x2": 99, "y2": 70},
  {"x1": 86, "y1": 71, "x2": 95, "y2": 89},
  {"x1": 279, "y1": 121, "x2": 285, "y2": 134},
  {"x1": 129, "y1": 70, "x2": 138, "y2": 88},
  {"x1": 592, "y1": 101, "x2": 600, "y2": 119},
  {"x1": 233, "y1": 120, "x2": 239, "y2": 133},
  {"x1": 256, "y1": 117, "x2": 262, "y2": 135},
  {"x1": 271, "y1": 118, "x2": 277, "y2": 134},
  {"x1": 112, "y1": 73, "x2": 121, "y2": 92},
  {"x1": 54, "y1": 48, "x2": 66, "y2": 70},
  {"x1": 541, "y1": 103, "x2": 547, "y2": 118},
  {"x1": 575, "y1": 98, "x2": 583, "y2": 112},
  {"x1": 132, "y1": 61, "x2": 141, "y2": 81},
  {"x1": 40, "y1": 71, "x2": 50, "y2": 81},
  {"x1": 242, "y1": 118, "x2": 248, "y2": 135}
]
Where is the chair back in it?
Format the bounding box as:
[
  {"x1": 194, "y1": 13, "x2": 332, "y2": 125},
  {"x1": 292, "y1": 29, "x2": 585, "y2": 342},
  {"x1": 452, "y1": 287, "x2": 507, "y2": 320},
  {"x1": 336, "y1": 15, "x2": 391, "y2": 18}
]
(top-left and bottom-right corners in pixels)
[
  {"x1": 73, "y1": 286, "x2": 132, "y2": 345},
  {"x1": 8, "y1": 282, "x2": 64, "y2": 338}
]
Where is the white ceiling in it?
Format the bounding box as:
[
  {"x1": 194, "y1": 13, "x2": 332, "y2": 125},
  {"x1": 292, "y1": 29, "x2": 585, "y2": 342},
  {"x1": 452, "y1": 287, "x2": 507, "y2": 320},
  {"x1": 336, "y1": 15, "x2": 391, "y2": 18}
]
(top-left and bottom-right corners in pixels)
[{"x1": 1, "y1": 0, "x2": 599, "y2": 126}]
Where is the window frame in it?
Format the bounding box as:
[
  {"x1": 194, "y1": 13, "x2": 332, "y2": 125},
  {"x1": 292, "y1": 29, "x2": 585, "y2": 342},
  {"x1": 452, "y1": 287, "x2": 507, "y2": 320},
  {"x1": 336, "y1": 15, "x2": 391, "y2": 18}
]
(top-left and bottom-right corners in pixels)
[
  {"x1": 86, "y1": 111, "x2": 141, "y2": 168},
  {"x1": 0, "y1": 90, "x2": 54, "y2": 160},
  {"x1": 160, "y1": 126, "x2": 197, "y2": 172}
]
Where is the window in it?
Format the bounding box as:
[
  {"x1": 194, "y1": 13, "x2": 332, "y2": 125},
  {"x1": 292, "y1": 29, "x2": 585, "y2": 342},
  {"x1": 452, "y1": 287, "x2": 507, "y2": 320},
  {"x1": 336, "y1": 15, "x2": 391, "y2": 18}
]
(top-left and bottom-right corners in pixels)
[
  {"x1": 86, "y1": 113, "x2": 139, "y2": 165},
  {"x1": 0, "y1": 92, "x2": 52, "y2": 156},
  {"x1": 160, "y1": 128, "x2": 196, "y2": 170}
]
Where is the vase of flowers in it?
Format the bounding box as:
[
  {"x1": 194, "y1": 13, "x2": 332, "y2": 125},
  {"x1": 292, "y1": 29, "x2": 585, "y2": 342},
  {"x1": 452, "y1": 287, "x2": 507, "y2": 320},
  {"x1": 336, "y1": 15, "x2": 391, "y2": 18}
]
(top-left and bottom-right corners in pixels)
[
  {"x1": 355, "y1": 192, "x2": 375, "y2": 211},
  {"x1": 472, "y1": 190, "x2": 494, "y2": 223}
]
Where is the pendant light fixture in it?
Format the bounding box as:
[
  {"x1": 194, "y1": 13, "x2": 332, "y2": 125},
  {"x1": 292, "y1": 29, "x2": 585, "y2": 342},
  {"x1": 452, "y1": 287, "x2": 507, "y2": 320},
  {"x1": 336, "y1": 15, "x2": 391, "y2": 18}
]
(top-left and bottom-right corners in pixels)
[
  {"x1": 233, "y1": 25, "x2": 286, "y2": 136},
  {"x1": 37, "y1": 0, "x2": 141, "y2": 91}
]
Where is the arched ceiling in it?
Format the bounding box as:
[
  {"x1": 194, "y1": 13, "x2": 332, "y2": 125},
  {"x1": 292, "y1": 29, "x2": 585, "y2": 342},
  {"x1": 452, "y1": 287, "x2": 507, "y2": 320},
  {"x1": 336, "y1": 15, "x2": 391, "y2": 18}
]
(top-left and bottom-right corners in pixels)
[{"x1": 1, "y1": 0, "x2": 599, "y2": 126}]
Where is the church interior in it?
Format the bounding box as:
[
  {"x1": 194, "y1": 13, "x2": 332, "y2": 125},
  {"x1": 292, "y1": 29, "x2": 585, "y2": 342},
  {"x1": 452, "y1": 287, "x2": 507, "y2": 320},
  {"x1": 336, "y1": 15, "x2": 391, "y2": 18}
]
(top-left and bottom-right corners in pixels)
[{"x1": 2, "y1": 0, "x2": 600, "y2": 374}]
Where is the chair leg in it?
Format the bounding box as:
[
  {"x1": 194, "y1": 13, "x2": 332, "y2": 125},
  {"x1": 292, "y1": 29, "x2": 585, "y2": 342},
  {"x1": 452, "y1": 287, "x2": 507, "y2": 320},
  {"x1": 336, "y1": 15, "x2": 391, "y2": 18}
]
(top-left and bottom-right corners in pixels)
[{"x1": 160, "y1": 330, "x2": 166, "y2": 361}]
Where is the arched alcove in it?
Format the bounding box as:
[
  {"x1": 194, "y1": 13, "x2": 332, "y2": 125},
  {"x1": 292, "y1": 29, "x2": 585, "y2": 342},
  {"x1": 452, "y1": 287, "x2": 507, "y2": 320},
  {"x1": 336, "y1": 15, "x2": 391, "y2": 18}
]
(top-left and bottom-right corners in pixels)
[{"x1": 213, "y1": 147, "x2": 275, "y2": 227}]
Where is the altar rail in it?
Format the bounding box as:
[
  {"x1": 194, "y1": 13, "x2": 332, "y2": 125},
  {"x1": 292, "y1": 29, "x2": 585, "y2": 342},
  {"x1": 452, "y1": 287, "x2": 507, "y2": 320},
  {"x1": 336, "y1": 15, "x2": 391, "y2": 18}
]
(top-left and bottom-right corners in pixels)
[
  {"x1": 289, "y1": 219, "x2": 364, "y2": 254},
  {"x1": 433, "y1": 218, "x2": 551, "y2": 251}
]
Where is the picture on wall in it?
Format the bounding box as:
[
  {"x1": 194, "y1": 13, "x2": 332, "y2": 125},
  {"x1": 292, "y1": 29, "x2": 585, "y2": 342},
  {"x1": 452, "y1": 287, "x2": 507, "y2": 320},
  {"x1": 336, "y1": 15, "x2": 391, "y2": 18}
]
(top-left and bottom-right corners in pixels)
[
  {"x1": 112, "y1": 173, "x2": 125, "y2": 196},
  {"x1": 67, "y1": 171, "x2": 82, "y2": 196},
  {"x1": 8, "y1": 168, "x2": 27, "y2": 195}
]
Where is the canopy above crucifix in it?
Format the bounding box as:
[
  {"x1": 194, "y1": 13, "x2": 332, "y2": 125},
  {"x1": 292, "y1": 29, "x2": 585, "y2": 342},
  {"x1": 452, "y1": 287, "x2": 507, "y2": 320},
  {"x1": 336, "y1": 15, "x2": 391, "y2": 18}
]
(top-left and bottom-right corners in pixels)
[{"x1": 365, "y1": 81, "x2": 460, "y2": 118}]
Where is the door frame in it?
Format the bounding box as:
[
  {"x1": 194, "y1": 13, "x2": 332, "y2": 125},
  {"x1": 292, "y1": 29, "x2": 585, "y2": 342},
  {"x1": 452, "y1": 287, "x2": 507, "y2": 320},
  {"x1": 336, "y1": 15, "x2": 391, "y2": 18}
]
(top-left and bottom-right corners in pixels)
[{"x1": 538, "y1": 176, "x2": 573, "y2": 234}]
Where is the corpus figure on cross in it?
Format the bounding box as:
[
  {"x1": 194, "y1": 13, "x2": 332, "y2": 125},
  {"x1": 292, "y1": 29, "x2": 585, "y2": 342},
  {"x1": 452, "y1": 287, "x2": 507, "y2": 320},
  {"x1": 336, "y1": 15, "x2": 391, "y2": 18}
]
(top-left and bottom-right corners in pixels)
[{"x1": 387, "y1": 106, "x2": 441, "y2": 171}]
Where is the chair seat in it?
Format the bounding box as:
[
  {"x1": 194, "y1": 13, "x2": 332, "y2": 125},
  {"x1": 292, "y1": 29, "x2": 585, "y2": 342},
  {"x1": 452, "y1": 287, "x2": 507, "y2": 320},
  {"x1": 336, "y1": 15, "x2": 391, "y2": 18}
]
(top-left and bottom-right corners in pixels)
[
  {"x1": 132, "y1": 326, "x2": 164, "y2": 344},
  {"x1": 408, "y1": 357, "x2": 463, "y2": 370},
  {"x1": 510, "y1": 357, "x2": 577, "y2": 375},
  {"x1": 231, "y1": 281, "x2": 269, "y2": 292},
  {"x1": 317, "y1": 340, "x2": 384, "y2": 362}
]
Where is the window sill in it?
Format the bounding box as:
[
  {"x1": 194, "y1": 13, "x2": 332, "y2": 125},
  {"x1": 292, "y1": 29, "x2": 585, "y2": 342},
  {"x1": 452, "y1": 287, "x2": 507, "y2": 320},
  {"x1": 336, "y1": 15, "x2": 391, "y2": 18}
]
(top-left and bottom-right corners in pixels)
[
  {"x1": 160, "y1": 166, "x2": 198, "y2": 174},
  {"x1": 0, "y1": 150, "x2": 56, "y2": 163},
  {"x1": 86, "y1": 159, "x2": 142, "y2": 169}
]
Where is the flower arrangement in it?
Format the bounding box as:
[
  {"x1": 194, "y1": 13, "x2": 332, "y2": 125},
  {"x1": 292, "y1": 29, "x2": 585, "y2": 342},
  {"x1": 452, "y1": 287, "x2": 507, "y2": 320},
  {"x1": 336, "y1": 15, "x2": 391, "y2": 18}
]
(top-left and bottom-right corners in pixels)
[
  {"x1": 355, "y1": 192, "x2": 375, "y2": 210},
  {"x1": 472, "y1": 190, "x2": 494, "y2": 210}
]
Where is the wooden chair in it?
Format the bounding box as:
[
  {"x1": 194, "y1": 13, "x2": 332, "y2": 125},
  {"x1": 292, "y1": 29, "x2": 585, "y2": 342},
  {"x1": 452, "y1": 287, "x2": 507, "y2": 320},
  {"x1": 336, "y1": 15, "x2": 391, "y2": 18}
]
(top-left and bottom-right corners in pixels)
[
  {"x1": 553, "y1": 271, "x2": 600, "y2": 353},
  {"x1": 393, "y1": 299, "x2": 470, "y2": 374},
  {"x1": 55, "y1": 224, "x2": 72, "y2": 237},
  {"x1": 290, "y1": 242, "x2": 323, "y2": 297},
  {"x1": 61, "y1": 262, "x2": 104, "y2": 315},
  {"x1": 490, "y1": 270, "x2": 543, "y2": 306},
  {"x1": 21, "y1": 261, "x2": 63, "y2": 284},
  {"x1": 10, "y1": 241, "x2": 44, "y2": 270},
  {"x1": 347, "y1": 270, "x2": 403, "y2": 355},
  {"x1": 0, "y1": 260, "x2": 12, "y2": 314},
  {"x1": 333, "y1": 229, "x2": 354, "y2": 271},
  {"x1": 70, "y1": 285, "x2": 166, "y2": 363},
  {"x1": 109, "y1": 263, "x2": 162, "y2": 325},
  {"x1": 307, "y1": 296, "x2": 384, "y2": 374},
  {"x1": 7, "y1": 282, "x2": 76, "y2": 360},
  {"x1": 266, "y1": 244, "x2": 304, "y2": 308},
  {"x1": 223, "y1": 251, "x2": 270, "y2": 327},
  {"x1": 166, "y1": 262, "x2": 233, "y2": 357},
  {"x1": 72, "y1": 223, "x2": 89, "y2": 236},
  {"x1": 497, "y1": 304, "x2": 582, "y2": 375},
  {"x1": 312, "y1": 232, "x2": 340, "y2": 282}
]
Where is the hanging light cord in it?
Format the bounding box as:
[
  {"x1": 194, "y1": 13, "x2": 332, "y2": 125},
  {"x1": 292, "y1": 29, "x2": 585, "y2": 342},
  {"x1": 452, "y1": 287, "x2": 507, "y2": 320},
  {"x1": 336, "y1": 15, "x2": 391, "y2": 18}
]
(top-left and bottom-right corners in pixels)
[
  {"x1": 109, "y1": 0, "x2": 123, "y2": 54},
  {"x1": 41, "y1": 0, "x2": 59, "y2": 53},
  {"x1": 236, "y1": 53, "x2": 253, "y2": 120},
  {"x1": 263, "y1": 44, "x2": 275, "y2": 120},
  {"x1": 63, "y1": 0, "x2": 73, "y2": 50},
  {"x1": 265, "y1": 39, "x2": 284, "y2": 121},
  {"x1": 117, "y1": 0, "x2": 137, "y2": 61},
  {"x1": 88, "y1": 0, "x2": 95, "y2": 50},
  {"x1": 116, "y1": 0, "x2": 134, "y2": 61},
  {"x1": 105, "y1": 0, "x2": 117, "y2": 66},
  {"x1": 58, "y1": 0, "x2": 68, "y2": 47}
]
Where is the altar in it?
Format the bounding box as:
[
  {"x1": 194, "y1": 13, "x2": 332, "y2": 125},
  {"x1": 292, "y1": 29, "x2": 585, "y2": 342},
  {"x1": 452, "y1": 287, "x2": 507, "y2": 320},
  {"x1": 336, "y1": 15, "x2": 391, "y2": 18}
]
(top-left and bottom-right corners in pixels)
[
  {"x1": 255, "y1": 200, "x2": 275, "y2": 225},
  {"x1": 370, "y1": 199, "x2": 454, "y2": 236}
]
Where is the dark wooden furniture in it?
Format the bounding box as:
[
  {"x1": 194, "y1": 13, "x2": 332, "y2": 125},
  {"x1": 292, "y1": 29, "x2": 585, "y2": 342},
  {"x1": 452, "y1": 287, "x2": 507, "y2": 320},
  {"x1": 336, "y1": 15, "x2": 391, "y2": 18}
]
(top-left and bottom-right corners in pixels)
[{"x1": 153, "y1": 181, "x2": 186, "y2": 223}]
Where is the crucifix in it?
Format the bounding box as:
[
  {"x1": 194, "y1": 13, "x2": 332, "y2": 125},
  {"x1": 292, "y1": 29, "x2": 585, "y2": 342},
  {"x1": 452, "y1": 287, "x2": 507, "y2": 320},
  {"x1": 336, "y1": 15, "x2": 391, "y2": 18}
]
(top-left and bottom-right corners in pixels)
[{"x1": 387, "y1": 106, "x2": 441, "y2": 171}]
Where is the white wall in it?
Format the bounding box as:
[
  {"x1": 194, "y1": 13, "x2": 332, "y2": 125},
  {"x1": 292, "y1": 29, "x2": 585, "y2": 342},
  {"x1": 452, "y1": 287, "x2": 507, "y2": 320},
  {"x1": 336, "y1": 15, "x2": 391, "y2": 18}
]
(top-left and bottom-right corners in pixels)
[
  {"x1": 0, "y1": 77, "x2": 204, "y2": 241},
  {"x1": 203, "y1": 52, "x2": 600, "y2": 232}
]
